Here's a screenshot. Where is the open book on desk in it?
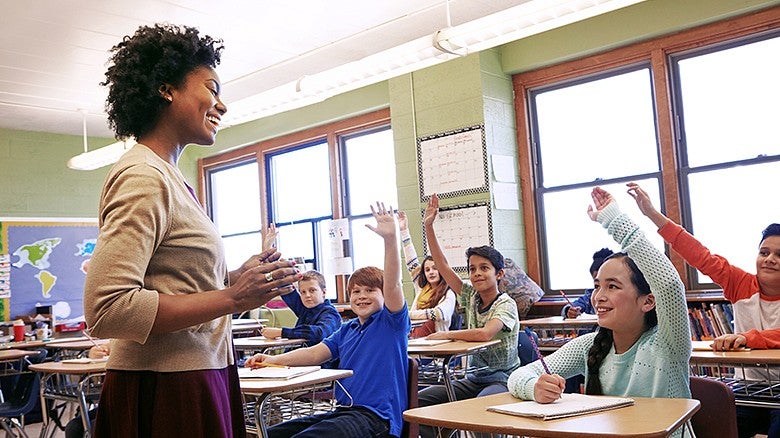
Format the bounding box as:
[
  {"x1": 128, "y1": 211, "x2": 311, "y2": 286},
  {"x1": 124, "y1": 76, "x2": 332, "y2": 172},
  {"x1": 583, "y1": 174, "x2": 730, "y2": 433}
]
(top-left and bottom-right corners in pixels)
[
  {"x1": 408, "y1": 338, "x2": 452, "y2": 346},
  {"x1": 238, "y1": 365, "x2": 321, "y2": 380},
  {"x1": 487, "y1": 393, "x2": 634, "y2": 420}
]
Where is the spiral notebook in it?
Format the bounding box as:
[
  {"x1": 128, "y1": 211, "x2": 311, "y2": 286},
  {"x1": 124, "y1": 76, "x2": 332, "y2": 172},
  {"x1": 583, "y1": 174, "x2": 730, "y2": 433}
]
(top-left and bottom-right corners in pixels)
[{"x1": 487, "y1": 393, "x2": 634, "y2": 420}]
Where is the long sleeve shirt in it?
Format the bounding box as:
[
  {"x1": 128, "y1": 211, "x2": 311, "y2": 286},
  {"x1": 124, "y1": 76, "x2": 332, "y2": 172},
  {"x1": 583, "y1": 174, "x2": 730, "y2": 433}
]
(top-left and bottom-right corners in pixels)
[
  {"x1": 658, "y1": 221, "x2": 780, "y2": 349},
  {"x1": 280, "y1": 291, "x2": 341, "y2": 344},
  {"x1": 508, "y1": 203, "x2": 692, "y2": 408},
  {"x1": 400, "y1": 227, "x2": 456, "y2": 332}
]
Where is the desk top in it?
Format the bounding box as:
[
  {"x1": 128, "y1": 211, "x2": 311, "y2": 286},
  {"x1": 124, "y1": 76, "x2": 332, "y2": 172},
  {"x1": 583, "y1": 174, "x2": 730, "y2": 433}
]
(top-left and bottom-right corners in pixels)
[
  {"x1": 240, "y1": 368, "x2": 353, "y2": 394},
  {"x1": 0, "y1": 339, "x2": 46, "y2": 350},
  {"x1": 0, "y1": 349, "x2": 34, "y2": 361},
  {"x1": 45, "y1": 338, "x2": 110, "y2": 350},
  {"x1": 30, "y1": 360, "x2": 107, "y2": 375},
  {"x1": 233, "y1": 336, "x2": 307, "y2": 350},
  {"x1": 690, "y1": 347, "x2": 780, "y2": 365},
  {"x1": 520, "y1": 315, "x2": 599, "y2": 329},
  {"x1": 407, "y1": 339, "x2": 500, "y2": 356},
  {"x1": 403, "y1": 392, "x2": 700, "y2": 438}
]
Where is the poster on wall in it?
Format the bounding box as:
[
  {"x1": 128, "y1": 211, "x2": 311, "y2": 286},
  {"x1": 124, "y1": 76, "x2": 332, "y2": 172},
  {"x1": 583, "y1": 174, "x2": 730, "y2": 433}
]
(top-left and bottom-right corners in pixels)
[
  {"x1": 422, "y1": 203, "x2": 492, "y2": 273},
  {"x1": 0, "y1": 220, "x2": 98, "y2": 322},
  {"x1": 416, "y1": 124, "x2": 489, "y2": 201}
]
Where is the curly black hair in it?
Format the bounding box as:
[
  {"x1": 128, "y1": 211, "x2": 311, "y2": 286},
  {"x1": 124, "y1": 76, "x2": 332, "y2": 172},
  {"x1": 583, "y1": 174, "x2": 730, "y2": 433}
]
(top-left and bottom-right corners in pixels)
[{"x1": 100, "y1": 23, "x2": 224, "y2": 140}]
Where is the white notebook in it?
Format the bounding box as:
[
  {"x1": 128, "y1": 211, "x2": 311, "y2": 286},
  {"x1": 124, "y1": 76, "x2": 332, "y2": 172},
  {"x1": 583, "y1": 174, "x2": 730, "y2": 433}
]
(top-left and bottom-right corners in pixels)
[
  {"x1": 238, "y1": 365, "x2": 320, "y2": 380},
  {"x1": 408, "y1": 338, "x2": 452, "y2": 346},
  {"x1": 61, "y1": 357, "x2": 109, "y2": 364},
  {"x1": 487, "y1": 393, "x2": 634, "y2": 420}
]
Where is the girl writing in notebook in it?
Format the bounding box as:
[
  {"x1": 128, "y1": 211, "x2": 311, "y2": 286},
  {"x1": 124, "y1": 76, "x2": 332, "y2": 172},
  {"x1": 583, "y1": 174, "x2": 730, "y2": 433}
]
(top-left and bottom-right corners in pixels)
[
  {"x1": 508, "y1": 187, "x2": 691, "y2": 429},
  {"x1": 398, "y1": 210, "x2": 457, "y2": 337}
]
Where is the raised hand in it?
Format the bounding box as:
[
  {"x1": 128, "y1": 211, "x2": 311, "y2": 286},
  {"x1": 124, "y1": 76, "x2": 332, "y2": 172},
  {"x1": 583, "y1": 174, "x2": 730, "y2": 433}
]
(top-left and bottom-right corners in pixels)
[
  {"x1": 365, "y1": 202, "x2": 396, "y2": 239},
  {"x1": 587, "y1": 187, "x2": 615, "y2": 222},
  {"x1": 261, "y1": 223, "x2": 279, "y2": 251},
  {"x1": 626, "y1": 182, "x2": 669, "y2": 229},
  {"x1": 423, "y1": 194, "x2": 439, "y2": 227},
  {"x1": 397, "y1": 210, "x2": 409, "y2": 232}
]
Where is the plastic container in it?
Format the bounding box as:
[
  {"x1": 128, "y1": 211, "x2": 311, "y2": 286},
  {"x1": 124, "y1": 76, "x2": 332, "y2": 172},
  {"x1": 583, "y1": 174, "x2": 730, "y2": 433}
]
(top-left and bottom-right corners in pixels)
[{"x1": 12, "y1": 320, "x2": 25, "y2": 342}]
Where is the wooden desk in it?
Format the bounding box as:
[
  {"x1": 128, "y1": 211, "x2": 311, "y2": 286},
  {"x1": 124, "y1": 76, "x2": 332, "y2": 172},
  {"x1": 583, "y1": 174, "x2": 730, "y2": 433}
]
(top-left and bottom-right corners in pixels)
[
  {"x1": 690, "y1": 348, "x2": 780, "y2": 408},
  {"x1": 408, "y1": 340, "x2": 500, "y2": 402},
  {"x1": 403, "y1": 392, "x2": 700, "y2": 438},
  {"x1": 30, "y1": 361, "x2": 106, "y2": 438},
  {"x1": 233, "y1": 336, "x2": 307, "y2": 355},
  {"x1": 0, "y1": 339, "x2": 45, "y2": 350},
  {"x1": 240, "y1": 368, "x2": 353, "y2": 438},
  {"x1": 520, "y1": 315, "x2": 599, "y2": 330}
]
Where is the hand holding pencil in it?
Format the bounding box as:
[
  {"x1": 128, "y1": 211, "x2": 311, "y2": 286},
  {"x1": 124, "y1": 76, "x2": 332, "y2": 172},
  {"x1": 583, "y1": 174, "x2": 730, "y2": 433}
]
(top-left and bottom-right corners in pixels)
[{"x1": 526, "y1": 328, "x2": 565, "y2": 403}]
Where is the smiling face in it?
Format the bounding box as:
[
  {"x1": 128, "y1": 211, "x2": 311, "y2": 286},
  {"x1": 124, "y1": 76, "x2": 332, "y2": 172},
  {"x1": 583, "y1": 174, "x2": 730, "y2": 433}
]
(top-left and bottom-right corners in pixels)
[
  {"x1": 468, "y1": 254, "x2": 503, "y2": 293},
  {"x1": 422, "y1": 258, "x2": 441, "y2": 285},
  {"x1": 167, "y1": 65, "x2": 226, "y2": 146},
  {"x1": 298, "y1": 279, "x2": 326, "y2": 309},
  {"x1": 756, "y1": 235, "x2": 780, "y2": 294},
  {"x1": 592, "y1": 258, "x2": 653, "y2": 333},
  {"x1": 349, "y1": 284, "x2": 384, "y2": 323}
]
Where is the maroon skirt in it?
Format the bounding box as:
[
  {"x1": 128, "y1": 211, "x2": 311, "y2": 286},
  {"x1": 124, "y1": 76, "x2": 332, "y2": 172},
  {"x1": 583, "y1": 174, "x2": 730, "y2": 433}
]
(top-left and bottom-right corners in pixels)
[{"x1": 92, "y1": 365, "x2": 246, "y2": 438}]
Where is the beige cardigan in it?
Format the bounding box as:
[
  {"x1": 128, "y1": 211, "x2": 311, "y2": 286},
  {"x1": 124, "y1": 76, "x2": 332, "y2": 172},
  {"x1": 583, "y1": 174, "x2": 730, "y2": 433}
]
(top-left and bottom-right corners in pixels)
[{"x1": 84, "y1": 145, "x2": 233, "y2": 372}]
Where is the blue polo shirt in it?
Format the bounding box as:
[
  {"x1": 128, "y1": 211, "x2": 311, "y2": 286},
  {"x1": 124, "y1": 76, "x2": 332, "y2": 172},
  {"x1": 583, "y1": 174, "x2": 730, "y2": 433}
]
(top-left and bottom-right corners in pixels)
[{"x1": 322, "y1": 304, "x2": 410, "y2": 437}]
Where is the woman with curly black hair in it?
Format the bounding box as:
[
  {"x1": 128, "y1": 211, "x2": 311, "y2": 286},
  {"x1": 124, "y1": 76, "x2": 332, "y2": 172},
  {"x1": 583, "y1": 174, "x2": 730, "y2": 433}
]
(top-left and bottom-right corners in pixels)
[{"x1": 83, "y1": 24, "x2": 301, "y2": 437}]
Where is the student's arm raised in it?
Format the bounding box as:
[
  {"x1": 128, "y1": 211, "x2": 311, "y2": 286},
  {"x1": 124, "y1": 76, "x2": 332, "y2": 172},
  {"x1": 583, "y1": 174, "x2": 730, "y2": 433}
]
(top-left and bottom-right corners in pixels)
[
  {"x1": 365, "y1": 202, "x2": 404, "y2": 313},
  {"x1": 423, "y1": 194, "x2": 464, "y2": 294}
]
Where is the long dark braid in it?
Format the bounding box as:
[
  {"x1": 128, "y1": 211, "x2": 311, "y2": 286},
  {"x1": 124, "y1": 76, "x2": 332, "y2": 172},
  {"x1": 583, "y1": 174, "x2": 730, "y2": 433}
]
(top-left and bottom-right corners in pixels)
[{"x1": 585, "y1": 253, "x2": 656, "y2": 395}]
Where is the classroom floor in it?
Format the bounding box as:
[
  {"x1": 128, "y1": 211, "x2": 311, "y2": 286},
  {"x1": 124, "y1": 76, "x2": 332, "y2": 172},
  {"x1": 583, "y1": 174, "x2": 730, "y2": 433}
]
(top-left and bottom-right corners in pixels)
[{"x1": 22, "y1": 421, "x2": 65, "y2": 437}]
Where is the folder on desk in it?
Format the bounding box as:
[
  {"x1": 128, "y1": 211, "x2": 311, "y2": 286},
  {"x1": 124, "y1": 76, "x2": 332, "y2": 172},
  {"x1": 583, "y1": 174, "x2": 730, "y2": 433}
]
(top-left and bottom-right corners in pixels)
[
  {"x1": 487, "y1": 393, "x2": 634, "y2": 420},
  {"x1": 238, "y1": 365, "x2": 320, "y2": 380},
  {"x1": 408, "y1": 339, "x2": 453, "y2": 346}
]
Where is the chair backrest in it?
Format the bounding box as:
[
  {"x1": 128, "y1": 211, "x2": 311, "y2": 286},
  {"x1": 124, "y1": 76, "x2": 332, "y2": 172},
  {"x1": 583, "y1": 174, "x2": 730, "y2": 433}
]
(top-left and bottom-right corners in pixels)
[
  {"x1": 401, "y1": 357, "x2": 419, "y2": 438},
  {"x1": 689, "y1": 376, "x2": 738, "y2": 438},
  {"x1": 518, "y1": 329, "x2": 540, "y2": 366},
  {"x1": 449, "y1": 306, "x2": 463, "y2": 331}
]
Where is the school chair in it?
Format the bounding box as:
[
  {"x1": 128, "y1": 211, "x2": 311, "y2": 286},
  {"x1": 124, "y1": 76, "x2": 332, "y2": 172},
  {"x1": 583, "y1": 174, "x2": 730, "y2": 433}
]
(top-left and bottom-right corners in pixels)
[
  {"x1": 518, "y1": 329, "x2": 539, "y2": 366},
  {"x1": 689, "y1": 376, "x2": 738, "y2": 438},
  {"x1": 402, "y1": 357, "x2": 419, "y2": 438},
  {"x1": 0, "y1": 350, "x2": 47, "y2": 437}
]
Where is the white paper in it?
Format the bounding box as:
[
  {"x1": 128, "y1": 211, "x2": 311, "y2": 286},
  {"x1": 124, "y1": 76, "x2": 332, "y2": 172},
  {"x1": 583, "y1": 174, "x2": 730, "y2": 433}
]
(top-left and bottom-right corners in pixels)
[
  {"x1": 493, "y1": 182, "x2": 519, "y2": 210},
  {"x1": 491, "y1": 155, "x2": 516, "y2": 183}
]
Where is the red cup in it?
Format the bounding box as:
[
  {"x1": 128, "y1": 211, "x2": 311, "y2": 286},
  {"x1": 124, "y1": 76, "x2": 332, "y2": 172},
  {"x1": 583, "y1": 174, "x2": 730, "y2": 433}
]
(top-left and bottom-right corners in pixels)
[{"x1": 13, "y1": 323, "x2": 25, "y2": 342}]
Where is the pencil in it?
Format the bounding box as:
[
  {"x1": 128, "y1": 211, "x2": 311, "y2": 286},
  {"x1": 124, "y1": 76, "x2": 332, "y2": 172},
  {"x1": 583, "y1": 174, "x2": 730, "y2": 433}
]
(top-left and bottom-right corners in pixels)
[
  {"x1": 255, "y1": 362, "x2": 289, "y2": 369},
  {"x1": 525, "y1": 327, "x2": 551, "y2": 374},
  {"x1": 81, "y1": 329, "x2": 101, "y2": 348},
  {"x1": 558, "y1": 289, "x2": 574, "y2": 307}
]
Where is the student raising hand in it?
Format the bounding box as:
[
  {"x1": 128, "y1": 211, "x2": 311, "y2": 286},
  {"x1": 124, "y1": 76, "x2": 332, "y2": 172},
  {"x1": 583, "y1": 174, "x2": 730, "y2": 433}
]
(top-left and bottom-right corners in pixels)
[
  {"x1": 365, "y1": 202, "x2": 396, "y2": 239},
  {"x1": 587, "y1": 186, "x2": 614, "y2": 221},
  {"x1": 423, "y1": 193, "x2": 439, "y2": 227}
]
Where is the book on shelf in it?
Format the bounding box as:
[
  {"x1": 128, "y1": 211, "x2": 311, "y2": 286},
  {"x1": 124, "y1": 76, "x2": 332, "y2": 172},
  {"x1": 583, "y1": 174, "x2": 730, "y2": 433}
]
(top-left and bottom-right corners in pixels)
[
  {"x1": 238, "y1": 365, "x2": 321, "y2": 380},
  {"x1": 487, "y1": 393, "x2": 634, "y2": 420},
  {"x1": 408, "y1": 338, "x2": 453, "y2": 346}
]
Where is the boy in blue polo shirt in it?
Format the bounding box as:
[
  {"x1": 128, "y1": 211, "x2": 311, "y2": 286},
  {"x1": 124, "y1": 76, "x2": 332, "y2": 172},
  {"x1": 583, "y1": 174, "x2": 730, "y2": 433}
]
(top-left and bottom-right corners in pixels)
[{"x1": 246, "y1": 203, "x2": 409, "y2": 438}]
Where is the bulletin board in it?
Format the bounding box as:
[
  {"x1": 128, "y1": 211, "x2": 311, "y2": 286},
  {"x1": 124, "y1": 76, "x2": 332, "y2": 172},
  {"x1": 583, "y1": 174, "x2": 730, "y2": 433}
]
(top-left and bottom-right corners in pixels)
[
  {"x1": 0, "y1": 219, "x2": 98, "y2": 321},
  {"x1": 416, "y1": 125, "x2": 489, "y2": 201},
  {"x1": 422, "y1": 203, "x2": 493, "y2": 273}
]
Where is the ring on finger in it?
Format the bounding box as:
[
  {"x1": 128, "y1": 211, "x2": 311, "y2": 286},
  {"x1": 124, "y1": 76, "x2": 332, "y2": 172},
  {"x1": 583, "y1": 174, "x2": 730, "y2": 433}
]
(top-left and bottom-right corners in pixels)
[{"x1": 264, "y1": 272, "x2": 274, "y2": 282}]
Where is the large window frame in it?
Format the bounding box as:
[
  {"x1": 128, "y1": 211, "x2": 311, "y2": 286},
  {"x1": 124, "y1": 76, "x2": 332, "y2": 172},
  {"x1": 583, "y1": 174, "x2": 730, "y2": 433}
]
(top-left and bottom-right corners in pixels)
[
  {"x1": 199, "y1": 109, "x2": 391, "y2": 302},
  {"x1": 514, "y1": 7, "x2": 780, "y2": 296}
]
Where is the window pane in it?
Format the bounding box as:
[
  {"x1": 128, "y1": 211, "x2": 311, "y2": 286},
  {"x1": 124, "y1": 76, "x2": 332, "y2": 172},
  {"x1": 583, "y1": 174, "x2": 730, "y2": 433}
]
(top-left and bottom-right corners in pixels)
[
  {"x1": 677, "y1": 36, "x2": 780, "y2": 167},
  {"x1": 344, "y1": 128, "x2": 398, "y2": 215},
  {"x1": 349, "y1": 217, "x2": 385, "y2": 271},
  {"x1": 209, "y1": 161, "x2": 261, "y2": 235},
  {"x1": 276, "y1": 223, "x2": 315, "y2": 261},
  {"x1": 533, "y1": 68, "x2": 659, "y2": 187},
  {"x1": 222, "y1": 232, "x2": 262, "y2": 272},
  {"x1": 269, "y1": 142, "x2": 332, "y2": 222},
  {"x1": 544, "y1": 178, "x2": 665, "y2": 291},
  {"x1": 687, "y1": 162, "x2": 780, "y2": 284}
]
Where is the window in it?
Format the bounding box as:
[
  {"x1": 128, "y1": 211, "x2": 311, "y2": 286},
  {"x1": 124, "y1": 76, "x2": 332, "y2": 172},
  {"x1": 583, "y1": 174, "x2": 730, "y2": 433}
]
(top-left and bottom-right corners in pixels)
[
  {"x1": 207, "y1": 160, "x2": 262, "y2": 270},
  {"x1": 202, "y1": 109, "x2": 392, "y2": 302},
  {"x1": 515, "y1": 12, "x2": 780, "y2": 294}
]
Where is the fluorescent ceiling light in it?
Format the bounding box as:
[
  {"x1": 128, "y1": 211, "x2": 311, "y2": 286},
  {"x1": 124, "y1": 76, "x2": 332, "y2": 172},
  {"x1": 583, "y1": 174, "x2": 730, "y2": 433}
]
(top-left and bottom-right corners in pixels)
[
  {"x1": 67, "y1": 138, "x2": 136, "y2": 171},
  {"x1": 223, "y1": 0, "x2": 646, "y2": 127},
  {"x1": 67, "y1": 109, "x2": 136, "y2": 170}
]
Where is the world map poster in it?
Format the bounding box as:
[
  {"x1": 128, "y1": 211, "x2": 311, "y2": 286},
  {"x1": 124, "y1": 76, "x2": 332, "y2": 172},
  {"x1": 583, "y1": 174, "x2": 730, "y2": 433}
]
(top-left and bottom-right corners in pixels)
[{"x1": 0, "y1": 220, "x2": 98, "y2": 321}]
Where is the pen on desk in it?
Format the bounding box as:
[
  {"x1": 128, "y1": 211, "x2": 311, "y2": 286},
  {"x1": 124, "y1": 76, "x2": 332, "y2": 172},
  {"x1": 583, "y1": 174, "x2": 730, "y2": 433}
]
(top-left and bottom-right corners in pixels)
[
  {"x1": 525, "y1": 327, "x2": 551, "y2": 374},
  {"x1": 255, "y1": 362, "x2": 289, "y2": 369},
  {"x1": 81, "y1": 329, "x2": 101, "y2": 348}
]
